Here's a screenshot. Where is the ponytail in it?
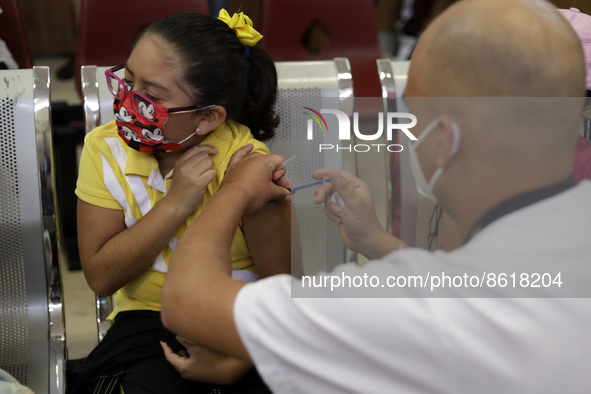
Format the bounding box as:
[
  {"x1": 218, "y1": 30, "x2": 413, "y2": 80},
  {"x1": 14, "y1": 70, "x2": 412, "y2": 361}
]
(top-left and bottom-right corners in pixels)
[{"x1": 235, "y1": 46, "x2": 279, "y2": 140}]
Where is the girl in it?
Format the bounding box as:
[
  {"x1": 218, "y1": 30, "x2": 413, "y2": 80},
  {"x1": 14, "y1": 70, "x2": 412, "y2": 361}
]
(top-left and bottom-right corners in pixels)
[{"x1": 72, "y1": 10, "x2": 289, "y2": 394}]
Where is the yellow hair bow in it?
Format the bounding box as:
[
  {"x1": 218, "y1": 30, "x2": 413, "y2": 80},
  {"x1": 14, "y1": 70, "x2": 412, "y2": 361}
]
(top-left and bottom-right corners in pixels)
[{"x1": 218, "y1": 9, "x2": 263, "y2": 46}]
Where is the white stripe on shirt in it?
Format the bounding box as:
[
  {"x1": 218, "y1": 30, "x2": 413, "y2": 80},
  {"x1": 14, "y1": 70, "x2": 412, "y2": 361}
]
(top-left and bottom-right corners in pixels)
[{"x1": 104, "y1": 137, "x2": 152, "y2": 216}]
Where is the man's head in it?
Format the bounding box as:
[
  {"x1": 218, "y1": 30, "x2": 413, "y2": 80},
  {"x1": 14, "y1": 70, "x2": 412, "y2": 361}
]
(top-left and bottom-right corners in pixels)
[
  {"x1": 403, "y1": 0, "x2": 586, "y2": 242},
  {"x1": 406, "y1": 0, "x2": 585, "y2": 97}
]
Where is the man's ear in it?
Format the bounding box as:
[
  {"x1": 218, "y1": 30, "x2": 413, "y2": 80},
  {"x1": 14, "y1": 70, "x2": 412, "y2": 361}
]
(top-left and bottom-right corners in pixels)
[
  {"x1": 196, "y1": 106, "x2": 227, "y2": 136},
  {"x1": 434, "y1": 114, "x2": 460, "y2": 168}
]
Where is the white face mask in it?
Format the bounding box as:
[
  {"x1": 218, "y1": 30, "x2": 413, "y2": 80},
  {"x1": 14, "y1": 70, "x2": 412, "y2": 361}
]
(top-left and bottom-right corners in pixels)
[{"x1": 408, "y1": 119, "x2": 461, "y2": 202}]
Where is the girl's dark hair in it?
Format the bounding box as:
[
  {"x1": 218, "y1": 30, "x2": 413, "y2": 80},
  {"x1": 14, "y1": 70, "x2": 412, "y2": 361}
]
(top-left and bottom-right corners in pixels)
[{"x1": 135, "y1": 12, "x2": 279, "y2": 141}]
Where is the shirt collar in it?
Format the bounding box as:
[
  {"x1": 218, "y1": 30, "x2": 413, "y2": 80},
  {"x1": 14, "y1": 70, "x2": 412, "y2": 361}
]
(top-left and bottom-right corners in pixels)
[
  {"x1": 124, "y1": 145, "x2": 159, "y2": 177},
  {"x1": 466, "y1": 176, "x2": 577, "y2": 242}
]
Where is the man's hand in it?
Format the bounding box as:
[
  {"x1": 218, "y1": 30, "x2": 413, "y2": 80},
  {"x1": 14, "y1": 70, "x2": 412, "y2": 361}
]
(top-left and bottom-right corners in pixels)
[
  {"x1": 222, "y1": 149, "x2": 291, "y2": 213},
  {"x1": 161, "y1": 339, "x2": 252, "y2": 384},
  {"x1": 312, "y1": 169, "x2": 407, "y2": 260},
  {"x1": 227, "y1": 144, "x2": 291, "y2": 186}
]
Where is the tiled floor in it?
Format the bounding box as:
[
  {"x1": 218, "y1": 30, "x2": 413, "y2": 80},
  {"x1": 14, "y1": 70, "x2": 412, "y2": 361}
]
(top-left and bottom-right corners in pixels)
[
  {"x1": 59, "y1": 255, "x2": 98, "y2": 360},
  {"x1": 35, "y1": 56, "x2": 391, "y2": 362}
]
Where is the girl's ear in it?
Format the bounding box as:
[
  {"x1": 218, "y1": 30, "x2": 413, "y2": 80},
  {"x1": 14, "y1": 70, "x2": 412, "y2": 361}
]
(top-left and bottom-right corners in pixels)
[{"x1": 196, "y1": 106, "x2": 227, "y2": 135}]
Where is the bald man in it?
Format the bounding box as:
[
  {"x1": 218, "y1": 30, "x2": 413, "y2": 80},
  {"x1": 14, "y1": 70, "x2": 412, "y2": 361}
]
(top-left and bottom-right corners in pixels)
[{"x1": 160, "y1": 0, "x2": 591, "y2": 392}]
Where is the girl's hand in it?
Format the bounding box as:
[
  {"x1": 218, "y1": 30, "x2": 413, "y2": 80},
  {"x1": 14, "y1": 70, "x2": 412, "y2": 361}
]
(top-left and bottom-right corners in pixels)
[{"x1": 166, "y1": 145, "x2": 218, "y2": 216}]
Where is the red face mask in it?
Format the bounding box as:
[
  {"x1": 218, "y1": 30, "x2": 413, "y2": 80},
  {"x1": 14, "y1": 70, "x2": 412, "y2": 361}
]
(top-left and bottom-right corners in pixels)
[{"x1": 106, "y1": 65, "x2": 213, "y2": 153}]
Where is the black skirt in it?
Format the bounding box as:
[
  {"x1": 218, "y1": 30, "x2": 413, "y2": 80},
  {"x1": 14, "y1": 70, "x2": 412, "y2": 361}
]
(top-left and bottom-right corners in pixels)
[{"x1": 68, "y1": 310, "x2": 271, "y2": 394}]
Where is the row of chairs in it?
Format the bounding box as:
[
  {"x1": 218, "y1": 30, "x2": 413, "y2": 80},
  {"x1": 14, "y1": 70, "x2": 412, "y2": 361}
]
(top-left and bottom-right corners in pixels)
[{"x1": 0, "y1": 58, "x2": 433, "y2": 393}]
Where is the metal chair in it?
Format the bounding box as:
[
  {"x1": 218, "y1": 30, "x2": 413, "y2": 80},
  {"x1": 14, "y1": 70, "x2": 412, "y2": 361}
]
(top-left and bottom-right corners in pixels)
[
  {"x1": 377, "y1": 58, "x2": 441, "y2": 249},
  {"x1": 269, "y1": 58, "x2": 355, "y2": 274},
  {"x1": 0, "y1": 0, "x2": 33, "y2": 68},
  {"x1": 74, "y1": 0, "x2": 210, "y2": 95},
  {"x1": 81, "y1": 57, "x2": 354, "y2": 339},
  {"x1": 0, "y1": 67, "x2": 66, "y2": 393}
]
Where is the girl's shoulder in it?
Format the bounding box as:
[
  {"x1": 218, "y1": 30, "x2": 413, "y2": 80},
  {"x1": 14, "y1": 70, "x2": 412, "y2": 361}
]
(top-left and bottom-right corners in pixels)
[
  {"x1": 83, "y1": 120, "x2": 126, "y2": 155},
  {"x1": 211, "y1": 120, "x2": 269, "y2": 156},
  {"x1": 84, "y1": 120, "x2": 119, "y2": 144},
  {"x1": 208, "y1": 121, "x2": 270, "y2": 182}
]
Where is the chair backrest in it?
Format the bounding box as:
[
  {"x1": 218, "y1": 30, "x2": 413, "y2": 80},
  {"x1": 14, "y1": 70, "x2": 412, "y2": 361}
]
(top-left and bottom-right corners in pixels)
[
  {"x1": 81, "y1": 65, "x2": 119, "y2": 135},
  {"x1": 259, "y1": 0, "x2": 382, "y2": 98},
  {"x1": 0, "y1": 0, "x2": 33, "y2": 68},
  {"x1": 0, "y1": 67, "x2": 66, "y2": 393},
  {"x1": 82, "y1": 58, "x2": 354, "y2": 276},
  {"x1": 271, "y1": 58, "x2": 355, "y2": 274},
  {"x1": 74, "y1": 0, "x2": 210, "y2": 95},
  {"x1": 376, "y1": 58, "x2": 440, "y2": 249}
]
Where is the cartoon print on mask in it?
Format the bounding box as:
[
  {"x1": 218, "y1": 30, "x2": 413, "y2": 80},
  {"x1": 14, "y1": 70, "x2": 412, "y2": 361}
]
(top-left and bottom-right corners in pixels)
[
  {"x1": 120, "y1": 125, "x2": 141, "y2": 142},
  {"x1": 114, "y1": 101, "x2": 136, "y2": 124},
  {"x1": 136, "y1": 97, "x2": 156, "y2": 121},
  {"x1": 113, "y1": 95, "x2": 179, "y2": 153},
  {"x1": 140, "y1": 124, "x2": 164, "y2": 141}
]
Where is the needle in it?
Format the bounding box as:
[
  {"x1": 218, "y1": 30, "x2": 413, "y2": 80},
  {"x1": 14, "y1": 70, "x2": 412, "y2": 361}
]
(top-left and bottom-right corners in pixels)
[{"x1": 277, "y1": 154, "x2": 296, "y2": 170}]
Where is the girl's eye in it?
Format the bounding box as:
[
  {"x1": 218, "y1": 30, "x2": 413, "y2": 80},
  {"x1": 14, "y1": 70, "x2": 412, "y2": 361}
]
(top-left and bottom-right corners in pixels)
[
  {"x1": 122, "y1": 79, "x2": 133, "y2": 90},
  {"x1": 146, "y1": 94, "x2": 162, "y2": 103}
]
